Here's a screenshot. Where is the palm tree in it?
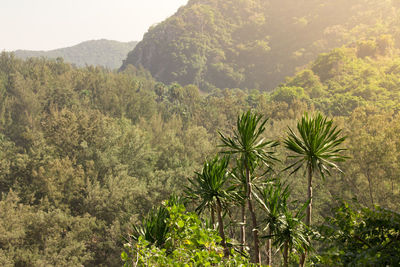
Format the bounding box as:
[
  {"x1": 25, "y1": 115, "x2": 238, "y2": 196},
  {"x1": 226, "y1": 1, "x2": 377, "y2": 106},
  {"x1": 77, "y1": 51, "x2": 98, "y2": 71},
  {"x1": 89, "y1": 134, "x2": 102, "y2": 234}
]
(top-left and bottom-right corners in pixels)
[
  {"x1": 274, "y1": 207, "x2": 310, "y2": 267},
  {"x1": 256, "y1": 180, "x2": 310, "y2": 267},
  {"x1": 129, "y1": 205, "x2": 170, "y2": 248},
  {"x1": 256, "y1": 179, "x2": 291, "y2": 266},
  {"x1": 128, "y1": 195, "x2": 186, "y2": 250},
  {"x1": 219, "y1": 110, "x2": 278, "y2": 265},
  {"x1": 186, "y1": 155, "x2": 235, "y2": 256},
  {"x1": 284, "y1": 112, "x2": 347, "y2": 266}
]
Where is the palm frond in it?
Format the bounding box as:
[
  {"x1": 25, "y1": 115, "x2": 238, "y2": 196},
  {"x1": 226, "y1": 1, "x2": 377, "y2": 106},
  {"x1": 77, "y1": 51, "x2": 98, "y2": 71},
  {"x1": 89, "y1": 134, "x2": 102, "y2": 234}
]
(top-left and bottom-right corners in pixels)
[
  {"x1": 284, "y1": 112, "x2": 347, "y2": 179},
  {"x1": 219, "y1": 110, "x2": 279, "y2": 176}
]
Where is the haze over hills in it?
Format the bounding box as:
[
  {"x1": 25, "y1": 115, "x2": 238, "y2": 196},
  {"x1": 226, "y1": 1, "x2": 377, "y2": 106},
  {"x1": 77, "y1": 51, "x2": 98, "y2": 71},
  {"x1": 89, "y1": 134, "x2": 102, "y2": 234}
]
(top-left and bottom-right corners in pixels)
[
  {"x1": 121, "y1": 0, "x2": 400, "y2": 91},
  {"x1": 14, "y1": 39, "x2": 137, "y2": 69}
]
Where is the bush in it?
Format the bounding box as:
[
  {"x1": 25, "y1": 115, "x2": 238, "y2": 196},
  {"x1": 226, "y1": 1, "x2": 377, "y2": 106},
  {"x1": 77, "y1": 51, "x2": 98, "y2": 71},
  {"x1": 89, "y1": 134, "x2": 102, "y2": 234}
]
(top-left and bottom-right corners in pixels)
[{"x1": 122, "y1": 201, "x2": 253, "y2": 266}]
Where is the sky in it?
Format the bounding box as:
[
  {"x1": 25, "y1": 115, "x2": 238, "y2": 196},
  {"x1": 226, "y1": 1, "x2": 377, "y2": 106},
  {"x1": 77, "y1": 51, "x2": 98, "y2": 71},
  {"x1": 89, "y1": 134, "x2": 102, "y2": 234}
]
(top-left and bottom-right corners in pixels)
[{"x1": 0, "y1": 0, "x2": 188, "y2": 51}]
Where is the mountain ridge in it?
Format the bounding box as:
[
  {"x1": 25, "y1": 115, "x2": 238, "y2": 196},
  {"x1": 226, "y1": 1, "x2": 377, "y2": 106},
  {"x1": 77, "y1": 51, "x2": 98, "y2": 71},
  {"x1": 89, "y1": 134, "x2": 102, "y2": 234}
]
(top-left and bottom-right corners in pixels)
[{"x1": 14, "y1": 39, "x2": 137, "y2": 69}]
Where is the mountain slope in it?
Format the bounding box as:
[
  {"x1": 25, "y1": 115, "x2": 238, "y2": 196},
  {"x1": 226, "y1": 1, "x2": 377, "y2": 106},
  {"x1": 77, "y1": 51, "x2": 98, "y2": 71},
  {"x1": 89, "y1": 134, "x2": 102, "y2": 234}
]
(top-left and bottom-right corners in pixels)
[
  {"x1": 14, "y1": 39, "x2": 137, "y2": 69},
  {"x1": 121, "y1": 0, "x2": 400, "y2": 91},
  {"x1": 273, "y1": 40, "x2": 399, "y2": 116}
]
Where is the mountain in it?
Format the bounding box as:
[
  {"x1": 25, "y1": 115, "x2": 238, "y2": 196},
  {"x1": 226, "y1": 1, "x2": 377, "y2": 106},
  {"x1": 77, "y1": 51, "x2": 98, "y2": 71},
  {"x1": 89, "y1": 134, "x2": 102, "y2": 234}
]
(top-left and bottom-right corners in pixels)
[
  {"x1": 14, "y1": 39, "x2": 138, "y2": 69},
  {"x1": 121, "y1": 0, "x2": 400, "y2": 91},
  {"x1": 273, "y1": 40, "x2": 399, "y2": 116}
]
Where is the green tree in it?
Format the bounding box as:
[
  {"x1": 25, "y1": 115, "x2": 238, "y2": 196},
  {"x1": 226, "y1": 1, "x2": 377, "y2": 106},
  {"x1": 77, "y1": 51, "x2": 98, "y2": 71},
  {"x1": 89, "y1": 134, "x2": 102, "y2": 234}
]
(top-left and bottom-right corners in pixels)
[
  {"x1": 186, "y1": 155, "x2": 235, "y2": 256},
  {"x1": 319, "y1": 201, "x2": 400, "y2": 265},
  {"x1": 284, "y1": 112, "x2": 347, "y2": 266},
  {"x1": 256, "y1": 180, "x2": 310, "y2": 267},
  {"x1": 256, "y1": 180, "x2": 290, "y2": 266},
  {"x1": 219, "y1": 110, "x2": 278, "y2": 265},
  {"x1": 274, "y1": 206, "x2": 309, "y2": 267}
]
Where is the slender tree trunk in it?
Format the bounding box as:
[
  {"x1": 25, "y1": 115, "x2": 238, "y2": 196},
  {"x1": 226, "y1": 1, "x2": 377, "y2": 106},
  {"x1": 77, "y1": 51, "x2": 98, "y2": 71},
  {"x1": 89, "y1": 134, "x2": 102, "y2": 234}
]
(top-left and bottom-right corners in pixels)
[
  {"x1": 211, "y1": 206, "x2": 215, "y2": 228},
  {"x1": 283, "y1": 241, "x2": 289, "y2": 267},
  {"x1": 240, "y1": 202, "x2": 246, "y2": 253},
  {"x1": 216, "y1": 197, "x2": 229, "y2": 257},
  {"x1": 266, "y1": 228, "x2": 272, "y2": 266},
  {"x1": 306, "y1": 163, "x2": 313, "y2": 227},
  {"x1": 245, "y1": 164, "x2": 261, "y2": 265},
  {"x1": 248, "y1": 196, "x2": 261, "y2": 265},
  {"x1": 300, "y1": 163, "x2": 313, "y2": 267}
]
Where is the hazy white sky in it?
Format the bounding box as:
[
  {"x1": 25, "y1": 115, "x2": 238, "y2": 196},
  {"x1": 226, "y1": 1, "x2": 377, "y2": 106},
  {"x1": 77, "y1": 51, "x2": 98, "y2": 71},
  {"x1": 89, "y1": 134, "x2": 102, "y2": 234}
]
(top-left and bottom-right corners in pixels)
[{"x1": 0, "y1": 0, "x2": 188, "y2": 51}]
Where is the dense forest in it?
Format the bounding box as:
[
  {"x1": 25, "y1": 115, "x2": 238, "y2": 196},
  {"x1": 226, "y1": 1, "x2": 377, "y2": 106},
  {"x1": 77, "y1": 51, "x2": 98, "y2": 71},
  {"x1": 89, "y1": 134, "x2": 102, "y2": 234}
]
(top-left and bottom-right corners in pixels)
[
  {"x1": 14, "y1": 39, "x2": 137, "y2": 70},
  {"x1": 1, "y1": 39, "x2": 400, "y2": 265},
  {"x1": 1, "y1": 0, "x2": 400, "y2": 266}
]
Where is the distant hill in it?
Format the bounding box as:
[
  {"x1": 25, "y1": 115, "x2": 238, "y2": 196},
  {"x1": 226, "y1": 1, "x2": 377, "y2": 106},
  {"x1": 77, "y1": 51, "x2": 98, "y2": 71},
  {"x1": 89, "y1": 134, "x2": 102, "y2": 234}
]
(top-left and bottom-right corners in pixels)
[
  {"x1": 121, "y1": 0, "x2": 400, "y2": 91},
  {"x1": 14, "y1": 39, "x2": 137, "y2": 69}
]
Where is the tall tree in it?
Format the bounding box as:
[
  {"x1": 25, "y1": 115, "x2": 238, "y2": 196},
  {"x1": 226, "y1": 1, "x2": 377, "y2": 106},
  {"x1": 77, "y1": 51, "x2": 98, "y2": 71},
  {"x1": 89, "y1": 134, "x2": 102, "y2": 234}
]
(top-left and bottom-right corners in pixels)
[
  {"x1": 186, "y1": 155, "x2": 235, "y2": 256},
  {"x1": 220, "y1": 110, "x2": 278, "y2": 265},
  {"x1": 256, "y1": 180, "x2": 291, "y2": 266},
  {"x1": 284, "y1": 112, "x2": 347, "y2": 266},
  {"x1": 256, "y1": 180, "x2": 310, "y2": 267},
  {"x1": 275, "y1": 207, "x2": 310, "y2": 267}
]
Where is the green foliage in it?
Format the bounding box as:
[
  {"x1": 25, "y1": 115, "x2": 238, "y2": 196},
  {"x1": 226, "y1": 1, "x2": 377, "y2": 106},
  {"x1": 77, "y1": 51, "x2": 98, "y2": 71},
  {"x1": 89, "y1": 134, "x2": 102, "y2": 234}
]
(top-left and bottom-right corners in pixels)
[
  {"x1": 186, "y1": 155, "x2": 237, "y2": 255},
  {"x1": 340, "y1": 107, "x2": 400, "y2": 209},
  {"x1": 186, "y1": 155, "x2": 236, "y2": 214},
  {"x1": 0, "y1": 191, "x2": 96, "y2": 266},
  {"x1": 271, "y1": 86, "x2": 308, "y2": 104},
  {"x1": 273, "y1": 209, "x2": 310, "y2": 266},
  {"x1": 278, "y1": 43, "x2": 400, "y2": 116},
  {"x1": 284, "y1": 113, "x2": 347, "y2": 179},
  {"x1": 129, "y1": 205, "x2": 170, "y2": 248},
  {"x1": 122, "y1": 202, "x2": 253, "y2": 266},
  {"x1": 285, "y1": 70, "x2": 325, "y2": 98},
  {"x1": 318, "y1": 201, "x2": 400, "y2": 266},
  {"x1": 0, "y1": 52, "x2": 215, "y2": 266},
  {"x1": 311, "y1": 49, "x2": 348, "y2": 82},
  {"x1": 357, "y1": 40, "x2": 378, "y2": 58},
  {"x1": 284, "y1": 112, "x2": 347, "y2": 265},
  {"x1": 255, "y1": 180, "x2": 312, "y2": 266},
  {"x1": 257, "y1": 180, "x2": 291, "y2": 236},
  {"x1": 219, "y1": 110, "x2": 278, "y2": 172},
  {"x1": 219, "y1": 110, "x2": 279, "y2": 264}
]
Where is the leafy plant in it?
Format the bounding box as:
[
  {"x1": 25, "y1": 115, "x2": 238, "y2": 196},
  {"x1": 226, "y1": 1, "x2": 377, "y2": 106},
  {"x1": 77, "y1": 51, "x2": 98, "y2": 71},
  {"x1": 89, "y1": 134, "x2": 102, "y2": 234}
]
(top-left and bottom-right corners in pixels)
[
  {"x1": 129, "y1": 205, "x2": 170, "y2": 248},
  {"x1": 284, "y1": 112, "x2": 347, "y2": 266},
  {"x1": 318, "y1": 201, "x2": 400, "y2": 266},
  {"x1": 186, "y1": 155, "x2": 237, "y2": 255},
  {"x1": 256, "y1": 180, "x2": 310, "y2": 267},
  {"x1": 122, "y1": 201, "x2": 253, "y2": 266},
  {"x1": 219, "y1": 110, "x2": 278, "y2": 264}
]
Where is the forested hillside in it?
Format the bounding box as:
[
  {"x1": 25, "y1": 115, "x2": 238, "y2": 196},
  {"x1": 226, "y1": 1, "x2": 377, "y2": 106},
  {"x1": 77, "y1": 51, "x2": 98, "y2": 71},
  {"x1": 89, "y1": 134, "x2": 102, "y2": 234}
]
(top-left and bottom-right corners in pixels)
[
  {"x1": 121, "y1": 0, "x2": 400, "y2": 91},
  {"x1": 2, "y1": 1, "x2": 400, "y2": 266},
  {"x1": 14, "y1": 39, "x2": 137, "y2": 69},
  {"x1": 1, "y1": 41, "x2": 400, "y2": 265}
]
